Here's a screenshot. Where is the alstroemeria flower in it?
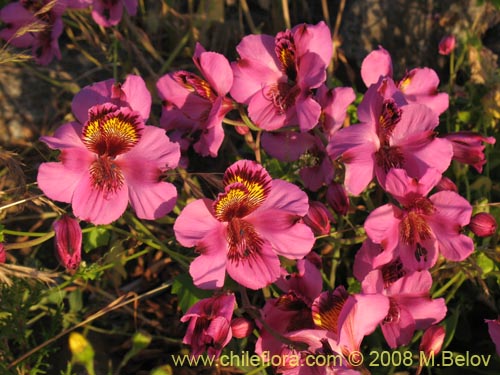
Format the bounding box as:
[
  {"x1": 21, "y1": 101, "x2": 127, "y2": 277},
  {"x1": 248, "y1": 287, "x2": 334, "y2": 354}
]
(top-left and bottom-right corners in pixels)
[
  {"x1": 38, "y1": 100, "x2": 180, "y2": 224},
  {"x1": 0, "y1": 0, "x2": 66, "y2": 65},
  {"x1": 89, "y1": 0, "x2": 137, "y2": 27},
  {"x1": 364, "y1": 168, "x2": 474, "y2": 270},
  {"x1": 362, "y1": 263, "x2": 447, "y2": 348},
  {"x1": 280, "y1": 286, "x2": 389, "y2": 374},
  {"x1": 157, "y1": 43, "x2": 234, "y2": 157},
  {"x1": 231, "y1": 21, "x2": 332, "y2": 131},
  {"x1": 174, "y1": 160, "x2": 315, "y2": 290},
  {"x1": 361, "y1": 46, "x2": 449, "y2": 115},
  {"x1": 327, "y1": 79, "x2": 453, "y2": 195},
  {"x1": 316, "y1": 84, "x2": 356, "y2": 139},
  {"x1": 181, "y1": 293, "x2": 236, "y2": 358}
]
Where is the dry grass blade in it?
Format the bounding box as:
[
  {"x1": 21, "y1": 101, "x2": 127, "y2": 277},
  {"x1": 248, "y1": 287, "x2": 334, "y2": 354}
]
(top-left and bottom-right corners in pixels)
[
  {"x1": 13, "y1": 21, "x2": 47, "y2": 41},
  {"x1": 33, "y1": 0, "x2": 59, "y2": 18},
  {"x1": 0, "y1": 49, "x2": 33, "y2": 65},
  {"x1": 0, "y1": 263, "x2": 59, "y2": 286}
]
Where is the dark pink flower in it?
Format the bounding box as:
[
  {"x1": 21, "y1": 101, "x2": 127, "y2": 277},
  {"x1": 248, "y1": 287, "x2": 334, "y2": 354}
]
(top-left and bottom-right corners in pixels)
[
  {"x1": 326, "y1": 182, "x2": 349, "y2": 216},
  {"x1": 231, "y1": 21, "x2": 332, "y2": 131},
  {"x1": 0, "y1": 0, "x2": 66, "y2": 65},
  {"x1": 443, "y1": 131, "x2": 496, "y2": 173},
  {"x1": 435, "y1": 176, "x2": 458, "y2": 192},
  {"x1": 364, "y1": 168, "x2": 474, "y2": 270},
  {"x1": 174, "y1": 160, "x2": 315, "y2": 290},
  {"x1": 362, "y1": 264, "x2": 447, "y2": 348},
  {"x1": 486, "y1": 318, "x2": 500, "y2": 356},
  {"x1": 327, "y1": 80, "x2": 453, "y2": 195},
  {"x1": 38, "y1": 77, "x2": 180, "y2": 225},
  {"x1": 91, "y1": 0, "x2": 137, "y2": 27},
  {"x1": 360, "y1": 46, "x2": 449, "y2": 115},
  {"x1": 181, "y1": 293, "x2": 235, "y2": 358},
  {"x1": 469, "y1": 212, "x2": 497, "y2": 237},
  {"x1": 53, "y1": 215, "x2": 82, "y2": 270},
  {"x1": 438, "y1": 35, "x2": 456, "y2": 56},
  {"x1": 157, "y1": 43, "x2": 234, "y2": 157}
]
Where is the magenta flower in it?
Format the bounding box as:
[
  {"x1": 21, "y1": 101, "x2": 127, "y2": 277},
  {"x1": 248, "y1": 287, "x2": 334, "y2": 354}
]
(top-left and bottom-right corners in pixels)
[
  {"x1": 0, "y1": 0, "x2": 66, "y2": 65},
  {"x1": 362, "y1": 264, "x2": 447, "y2": 348},
  {"x1": 181, "y1": 293, "x2": 236, "y2": 358},
  {"x1": 0, "y1": 243, "x2": 6, "y2": 263},
  {"x1": 326, "y1": 182, "x2": 349, "y2": 216},
  {"x1": 230, "y1": 21, "x2": 332, "y2": 131},
  {"x1": 89, "y1": 0, "x2": 137, "y2": 27},
  {"x1": 53, "y1": 215, "x2": 82, "y2": 270},
  {"x1": 486, "y1": 318, "x2": 500, "y2": 356},
  {"x1": 157, "y1": 43, "x2": 234, "y2": 157},
  {"x1": 360, "y1": 46, "x2": 449, "y2": 115},
  {"x1": 443, "y1": 131, "x2": 496, "y2": 173},
  {"x1": 438, "y1": 35, "x2": 456, "y2": 56},
  {"x1": 364, "y1": 168, "x2": 474, "y2": 270},
  {"x1": 37, "y1": 77, "x2": 180, "y2": 225},
  {"x1": 174, "y1": 160, "x2": 315, "y2": 290},
  {"x1": 327, "y1": 80, "x2": 453, "y2": 195}
]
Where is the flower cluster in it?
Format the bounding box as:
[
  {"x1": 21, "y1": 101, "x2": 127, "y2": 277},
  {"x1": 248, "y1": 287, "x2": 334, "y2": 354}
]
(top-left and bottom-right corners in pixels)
[{"x1": 6, "y1": 13, "x2": 496, "y2": 374}]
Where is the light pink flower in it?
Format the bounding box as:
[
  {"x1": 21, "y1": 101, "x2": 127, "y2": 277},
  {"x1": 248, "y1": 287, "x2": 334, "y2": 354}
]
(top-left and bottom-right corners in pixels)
[
  {"x1": 360, "y1": 46, "x2": 449, "y2": 115},
  {"x1": 38, "y1": 77, "x2": 180, "y2": 225},
  {"x1": 53, "y1": 215, "x2": 82, "y2": 270},
  {"x1": 0, "y1": 0, "x2": 66, "y2": 65},
  {"x1": 90, "y1": 0, "x2": 137, "y2": 27},
  {"x1": 486, "y1": 318, "x2": 500, "y2": 356},
  {"x1": 362, "y1": 263, "x2": 447, "y2": 348},
  {"x1": 364, "y1": 168, "x2": 474, "y2": 270},
  {"x1": 443, "y1": 131, "x2": 496, "y2": 173},
  {"x1": 438, "y1": 35, "x2": 456, "y2": 56},
  {"x1": 327, "y1": 79, "x2": 453, "y2": 195},
  {"x1": 174, "y1": 160, "x2": 315, "y2": 290},
  {"x1": 181, "y1": 293, "x2": 235, "y2": 358},
  {"x1": 157, "y1": 43, "x2": 234, "y2": 157},
  {"x1": 231, "y1": 21, "x2": 332, "y2": 131}
]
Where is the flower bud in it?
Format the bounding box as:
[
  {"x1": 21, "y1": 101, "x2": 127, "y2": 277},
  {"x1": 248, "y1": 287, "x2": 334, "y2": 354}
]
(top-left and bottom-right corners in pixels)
[
  {"x1": 435, "y1": 176, "x2": 458, "y2": 192},
  {"x1": 486, "y1": 318, "x2": 500, "y2": 356},
  {"x1": 0, "y1": 243, "x2": 6, "y2": 263},
  {"x1": 303, "y1": 201, "x2": 332, "y2": 236},
  {"x1": 469, "y1": 212, "x2": 497, "y2": 237},
  {"x1": 419, "y1": 325, "x2": 445, "y2": 357},
  {"x1": 53, "y1": 215, "x2": 82, "y2": 270},
  {"x1": 444, "y1": 131, "x2": 496, "y2": 173},
  {"x1": 230, "y1": 317, "x2": 254, "y2": 338},
  {"x1": 438, "y1": 35, "x2": 456, "y2": 55},
  {"x1": 326, "y1": 182, "x2": 349, "y2": 216}
]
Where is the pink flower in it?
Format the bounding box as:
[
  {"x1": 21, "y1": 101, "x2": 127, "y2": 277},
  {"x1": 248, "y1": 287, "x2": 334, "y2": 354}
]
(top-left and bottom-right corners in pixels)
[
  {"x1": 90, "y1": 0, "x2": 137, "y2": 27},
  {"x1": 362, "y1": 263, "x2": 447, "y2": 348},
  {"x1": 231, "y1": 21, "x2": 332, "y2": 131},
  {"x1": 181, "y1": 293, "x2": 235, "y2": 358},
  {"x1": 364, "y1": 168, "x2": 474, "y2": 270},
  {"x1": 360, "y1": 46, "x2": 449, "y2": 116},
  {"x1": 469, "y1": 212, "x2": 497, "y2": 237},
  {"x1": 0, "y1": 0, "x2": 66, "y2": 65},
  {"x1": 485, "y1": 318, "x2": 500, "y2": 356},
  {"x1": 174, "y1": 160, "x2": 315, "y2": 290},
  {"x1": 281, "y1": 286, "x2": 389, "y2": 374},
  {"x1": 327, "y1": 80, "x2": 453, "y2": 195},
  {"x1": 53, "y1": 215, "x2": 82, "y2": 270},
  {"x1": 443, "y1": 131, "x2": 496, "y2": 173},
  {"x1": 157, "y1": 43, "x2": 234, "y2": 157},
  {"x1": 438, "y1": 35, "x2": 456, "y2": 55},
  {"x1": 316, "y1": 84, "x2": 356, "y2": 139},
  {"x1": 37, "y1": 77, "x2": 180, "y2": 225}
]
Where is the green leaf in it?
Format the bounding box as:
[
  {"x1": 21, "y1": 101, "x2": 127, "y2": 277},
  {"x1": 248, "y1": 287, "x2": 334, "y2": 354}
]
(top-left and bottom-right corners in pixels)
[
  {"x1": 83, "y1": 226, "x2": 110, "y2": 253},
  {"x1": 476, "y1": 252, "x2": 495, "y2": 277},
  {"x1": 171, "y1": 273, "x2": 212, "y2": 313},
  {"x1": 150, "y1": 365, "x2": 173, "y2": 375}
]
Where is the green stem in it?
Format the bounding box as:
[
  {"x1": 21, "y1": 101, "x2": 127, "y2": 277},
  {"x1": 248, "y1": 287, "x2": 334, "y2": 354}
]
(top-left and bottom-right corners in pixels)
[
  {"x1": 159, "y1": 31, "x2": 191, "y2": 75},
  {"x1": 4, "y1": 232, "x2": 55, "y2": 250},
  {"x1": 432, "y1": 271, "x2": 464, "y2": 299}
]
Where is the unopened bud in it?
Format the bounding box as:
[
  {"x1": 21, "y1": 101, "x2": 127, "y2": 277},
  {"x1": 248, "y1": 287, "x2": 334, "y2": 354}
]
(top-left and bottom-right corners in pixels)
[
  {"x1": 326, "y1": 182, "x2": 349, "y2": 216},
  {"x1": 53, "y1": 215, "x2": 82, "y2": 270},
  {"x1": 419, "y1": 325, "x2": 445, "y2": 357},
  {"x1": 0, "y1": 243, "x2": 5, "y2": 263},
  {"x1": 470, "y1": 212, "x2": 497, "y2": 237},
  {"x1": 230, "y1": 317, "x2": 254, "y2": 338},
  {"x1": 303, "y1": 201, "x2": 332, "y2": 236},
  {"x1": 435, "y1": 176, "x2": 458, "y2": 192},
  {"x1": 438, "y1": 35, "x2": 456, "y2": 56}
]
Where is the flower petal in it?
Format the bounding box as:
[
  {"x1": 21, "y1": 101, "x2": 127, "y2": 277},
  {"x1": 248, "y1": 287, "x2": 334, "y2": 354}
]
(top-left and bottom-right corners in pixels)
[
  {"x1": 174, "y1": 199, "x2": 220, "y2": 248},
  {"x1": 361, "y1": 46, "x2": 393, "y2": 87}
]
